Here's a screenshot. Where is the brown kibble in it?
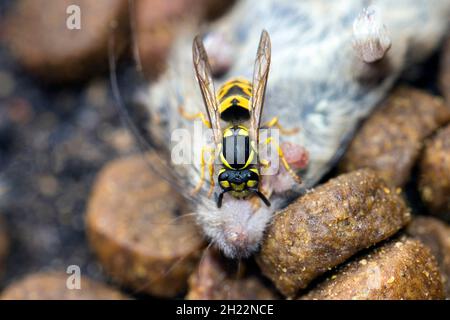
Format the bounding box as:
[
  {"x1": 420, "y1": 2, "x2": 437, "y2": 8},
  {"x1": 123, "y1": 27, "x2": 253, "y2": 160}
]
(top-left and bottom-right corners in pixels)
[
  {"x1": 3, "y1": 0, "x2": 128, "y2": 83},
  {"x1": 340, "y1": 86, "x2": 450, "y2": 187},
  {"x1": 101, "y1": 128, "x2": 135, "y2": 154},
  {"x1": 0, "y1": 217, "x2": 9, "y2": 279},
  {"x1": 134, "y1": 0, "x2": 234, "y2": 78},
  {"x1": 407, "y1": 216, "x2": 450, "y2": 298},
  {"x1": 186, "y1": 249, "x2": 276, "y2": 300},
  {"x1": 1, "y1": 272, "x2": 128, "y2": 300},
  {"x1": 257, "y1": 169, "x2": 411, "y2": 297},
  {"x1": 86, "y1": 154, "x2": 204, "y2": 298},
  {"x1": 0, "y1": 71, "x2": 15, "y2": 98},
  {"x1": 418, "y1": 124, "x2": 450, "y2": 217},
  {"x1": 439, "y1": 36, "x2": 450, "y2": 103},
  {"x1": 301, "y1": 237, "x2": 444, "y2": 300}
]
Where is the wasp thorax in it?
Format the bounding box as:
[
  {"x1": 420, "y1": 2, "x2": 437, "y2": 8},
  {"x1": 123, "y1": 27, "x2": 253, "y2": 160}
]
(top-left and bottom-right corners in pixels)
[{"x1": 221, "y1": 125, "x2": 256, "y2": 168}]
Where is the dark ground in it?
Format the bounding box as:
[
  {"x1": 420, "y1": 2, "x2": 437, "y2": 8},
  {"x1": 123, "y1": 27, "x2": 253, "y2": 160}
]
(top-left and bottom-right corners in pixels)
[
  {"x1": 0, "y1": 60, "x2": 121, "y2": 288},
  {"x1": 0, "y1": 28, "x2": 140, "y2": 290}
]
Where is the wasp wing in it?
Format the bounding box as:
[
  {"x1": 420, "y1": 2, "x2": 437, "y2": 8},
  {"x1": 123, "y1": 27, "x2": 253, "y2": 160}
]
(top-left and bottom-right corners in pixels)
[
  {"x1": 108, "y1": 29, "x2": 209, "y2": 208},
  {"x1": 192, "y1": 35, "x2": 222, "y2": 145},
  {"x1": 249, "y1": 30, "x2": 271, "y2": 144}
]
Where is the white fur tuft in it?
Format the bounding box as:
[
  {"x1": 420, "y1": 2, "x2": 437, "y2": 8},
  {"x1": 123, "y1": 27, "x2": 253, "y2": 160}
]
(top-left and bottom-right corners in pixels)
[{"x1": 196, "y1": 196, "x2": 281, "y2": 258}]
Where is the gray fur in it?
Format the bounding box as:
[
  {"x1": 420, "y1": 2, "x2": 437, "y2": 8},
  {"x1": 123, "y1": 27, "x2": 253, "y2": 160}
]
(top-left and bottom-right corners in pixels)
[{"x1": 140, "y1": 0, "x2": 450, "y2": 258}]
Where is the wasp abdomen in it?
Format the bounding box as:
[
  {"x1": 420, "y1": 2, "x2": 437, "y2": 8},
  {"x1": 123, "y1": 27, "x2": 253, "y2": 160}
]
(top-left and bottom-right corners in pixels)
[{"x1": 217, "y1": 78, "x2": 252, "y2": 122}]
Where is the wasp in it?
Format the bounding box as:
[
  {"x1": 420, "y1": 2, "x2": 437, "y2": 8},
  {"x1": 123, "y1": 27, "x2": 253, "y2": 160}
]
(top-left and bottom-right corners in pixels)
[{"x1": 181, "y1": 30, "x2": 301, "y2": 208}]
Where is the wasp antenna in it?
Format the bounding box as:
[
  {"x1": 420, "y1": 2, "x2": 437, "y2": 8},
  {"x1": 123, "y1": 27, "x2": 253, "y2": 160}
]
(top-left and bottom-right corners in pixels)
[
  {"x1": 216, "y1": 192, "x2": 223, "y2": 208},
  {"x1": 216, "y1": 189, "x2": 232, "y2": 208},
  {"x1": 254, "y1": 190, "x2": 271, "y2": 207}
]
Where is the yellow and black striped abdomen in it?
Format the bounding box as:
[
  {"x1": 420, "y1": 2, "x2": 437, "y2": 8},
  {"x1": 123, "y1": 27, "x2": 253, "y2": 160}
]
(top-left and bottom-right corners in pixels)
[{"x1": 216, "y1": 78, "x2": 252, "y2": 122}]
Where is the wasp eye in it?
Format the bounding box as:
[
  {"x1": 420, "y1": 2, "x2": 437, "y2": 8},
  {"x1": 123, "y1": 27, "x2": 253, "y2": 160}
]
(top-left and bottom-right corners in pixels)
[
  {"x1": 220, "y1": 172, "x2": 228, "y2": 179},
  {"x1": 220, "y1": 180, "x2": 230, "y2": 189}
]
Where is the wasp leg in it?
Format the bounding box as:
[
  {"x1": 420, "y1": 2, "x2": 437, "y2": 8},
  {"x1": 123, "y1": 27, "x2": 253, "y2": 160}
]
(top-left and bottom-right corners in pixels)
[
  {"x1": 192, "y1": 146, "x2": 207, "y2": 195},
  {"x1": 247, "y1": 160, "x2": 271, "y2": 209},
  {"x1": 206, "y1": 149, "x2": 215, "y2": 198},
  {"x1": 249, "y1": 189, "x2": 271, "y2": 209},
  {"x1": 262, "y1": 116, "x2": 299, "y2": 135},
  {"x1": 192, "y1": 146, "x2": 215, "y2": 196},
  {"x1": 178, "y1": 106, "x2": 211, "y2": 128},
  {"x1": 260, "y1": 158, "x2": 270, "y2": 168},
  {"x1": 263, "y1": 137, "x2": 302, "y2": 184}
]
